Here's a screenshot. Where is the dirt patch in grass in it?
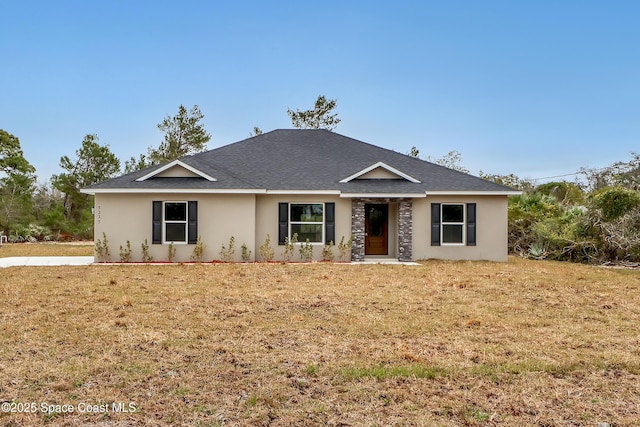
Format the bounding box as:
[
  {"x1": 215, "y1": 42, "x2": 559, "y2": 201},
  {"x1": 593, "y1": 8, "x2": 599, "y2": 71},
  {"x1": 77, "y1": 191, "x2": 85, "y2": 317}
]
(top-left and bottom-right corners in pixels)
[
  {"x1": 1, "y1": 258, "x2": 639, "y2": 426},
  {"x1": 0, "y1": 242, "x2": 94, "y2": 257}
]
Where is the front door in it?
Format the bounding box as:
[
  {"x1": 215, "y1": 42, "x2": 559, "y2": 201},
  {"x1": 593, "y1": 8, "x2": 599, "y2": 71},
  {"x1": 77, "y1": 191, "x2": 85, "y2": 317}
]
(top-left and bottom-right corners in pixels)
[{"x1": 365, "y1": 204, "x2": 388, "y2": 255}]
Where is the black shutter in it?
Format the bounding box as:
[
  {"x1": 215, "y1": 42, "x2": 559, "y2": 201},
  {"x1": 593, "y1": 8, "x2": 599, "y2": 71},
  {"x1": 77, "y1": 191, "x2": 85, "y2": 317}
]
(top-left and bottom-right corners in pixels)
[
  {"x1": 431, "y1": 203, "x2": 441, "y2": 246},
  {"x1": 188, "y1": 201, "x2": 198, "y2": 244},
  {"x1": 278, "y1": 202, "x2": 288, "y2": 245},
  {"x1": 152, "y1": 201, "x2": 162, "y2": 244},
  {"x1": 466, "y1": 203, "x2": 476, "y2": 246},
  {"x1": 325, "y1": 202, "x2": 335, "y2": 244}
]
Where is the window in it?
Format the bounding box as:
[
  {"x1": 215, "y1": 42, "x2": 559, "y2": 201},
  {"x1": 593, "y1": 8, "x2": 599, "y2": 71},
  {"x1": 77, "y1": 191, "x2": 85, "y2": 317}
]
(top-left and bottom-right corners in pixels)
[
  {"x1": 290, "y1": 203, "x2": 324, "y2": 243},
  {"x1": 441, "y1": 204, "x2": 464, "y2": 244},
  {"x1": 152, "y1": 200, "x2": 197, "y2": 244},
  {"x1": 431, "y1": 203, "x2": 476, "y2": 246},
  {"x1": 164, "y1": 202, "x2": 187, "y2": 243},
  {"x1": 278, "y1": 202, "x2": 335, "y2": 246}
]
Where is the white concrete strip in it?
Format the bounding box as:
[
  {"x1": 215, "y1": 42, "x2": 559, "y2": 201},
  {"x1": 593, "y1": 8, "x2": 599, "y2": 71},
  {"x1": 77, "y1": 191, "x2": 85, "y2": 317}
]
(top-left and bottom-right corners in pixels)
[
  {"x1": 0, "y1": 256, "x2": 420, "y2": 267},
  {"x1": 351, "y1": 260, "x2": 421, "y2": 266},
  {"x1": 0, "y1": 256, "x2": 94, "y2": 268}
]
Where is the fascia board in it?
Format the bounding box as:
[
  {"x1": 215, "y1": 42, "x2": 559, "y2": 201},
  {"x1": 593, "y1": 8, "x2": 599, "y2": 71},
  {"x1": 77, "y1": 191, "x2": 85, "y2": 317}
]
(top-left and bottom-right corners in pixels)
[
  {"x1": 425, "y1": 190, "x2": 522, "y2": 196},
  {"x1": 81, "y1": 188, "x2": 266, "y2": 195}
]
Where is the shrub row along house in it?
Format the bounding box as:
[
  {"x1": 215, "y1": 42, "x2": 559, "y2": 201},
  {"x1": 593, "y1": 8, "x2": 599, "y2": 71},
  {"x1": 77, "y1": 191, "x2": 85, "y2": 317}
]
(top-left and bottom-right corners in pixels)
[{"x1": 83, "y1": 129, "x2": 518, "y2": 262}]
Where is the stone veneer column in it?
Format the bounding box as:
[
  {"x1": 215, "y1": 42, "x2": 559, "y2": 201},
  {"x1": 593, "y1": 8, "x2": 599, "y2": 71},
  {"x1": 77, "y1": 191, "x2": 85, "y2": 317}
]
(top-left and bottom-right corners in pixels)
[
  {"x1": 398, "y1": 199, "x2": 413, "y2": 262},
  {"x1": 351, "y1": 199, "x2": 365, "y2": 261}
]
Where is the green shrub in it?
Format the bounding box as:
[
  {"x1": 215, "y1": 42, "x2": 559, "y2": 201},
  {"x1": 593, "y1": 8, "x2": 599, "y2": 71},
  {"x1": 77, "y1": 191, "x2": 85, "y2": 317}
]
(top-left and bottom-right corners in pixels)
[
  {"x1": 508, "y1": 193, "x2": 562, "y2": 255},
  {"x1": 259, "y1": 234, "x2": 275, "y2": 262},
  {"x1": 590, "y1": 187, "x2": 640, "y2": 221},
  {"x1": 322, "y1": 241, "x2": 335, "y2": 262},
  {"x1": 283, "y1": 233, "x2": 298, "y2": 262},
  {"x1": 141, "y1": 239, "x2": 153, "y2": 262},
  {"x1": 191, "y1": 236, "x2": 207, "y2": 261},
  {"x1": 338, "y1": 235, "x2": 353, "y2": 261},
  {"x1": 535, "y1": 181, "x2": 584, "y2": 205},
  {"x1": 9, "y1": 223, "x2": 53, "y2": 243},
  {"x1": 241, "y1": 243, "x2": 252, "y2": 262},
  {"x1": 299, "y1": 238, "x2": 313, "y2": 262},
  {"x1": 220, "y1": 236, "x2": 235, "y2": 262},
  {"x1": 95, "y1": 232, "x2": 110, "y2": 262},
  {"x1": 528, "y1": 243, "x2": 547, "y2": 260},
  {"x1": 119, "y1": 240, "x2": 132, "y2": 262}
]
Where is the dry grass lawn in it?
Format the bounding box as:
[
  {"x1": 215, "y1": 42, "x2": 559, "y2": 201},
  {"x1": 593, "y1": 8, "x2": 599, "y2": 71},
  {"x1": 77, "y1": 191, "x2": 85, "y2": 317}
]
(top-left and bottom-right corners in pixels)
[
  {"x1": 0, "y1": 242, "x2": 94, "y2": 257},
  {"x1": 1, "y1": 258, "x2": 639, "y2": 426}
]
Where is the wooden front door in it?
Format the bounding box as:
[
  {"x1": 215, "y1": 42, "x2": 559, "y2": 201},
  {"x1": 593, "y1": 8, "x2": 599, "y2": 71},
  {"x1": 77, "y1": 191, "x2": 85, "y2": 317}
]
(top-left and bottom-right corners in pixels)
[{"x1": 365, "y1": 204, "x2": 388, "y2": 255}]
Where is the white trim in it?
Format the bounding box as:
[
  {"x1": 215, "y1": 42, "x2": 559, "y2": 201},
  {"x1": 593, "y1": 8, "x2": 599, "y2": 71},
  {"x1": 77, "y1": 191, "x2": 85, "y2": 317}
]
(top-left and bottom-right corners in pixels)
[
  {"x1": 82, "y1": 188, "x2": 267, "y2": 195},
  {"x1": 340, "y1": 193, "x2": 427, "y2": 198},
  {"x1": 339, "y1": 162, "x2": 421, "y2": 183},
  {"x1": 265, "y1": 189, "x2": 341, "y2": 195},
  {"x1": 163, "y1": 201, "x2": 189, "y2": 244},
  {"x1": 425, "y1": 190, "x2": 521, "y2": 196},
  {"x1": 440, "y1": 203, "x2": 466, "y2": 246},
  {"x1": 83, "y1": 188, "x2": 339, "y2": 195},
  {"x1": 83, "y1": 188, "x2": 520, "y2": 197},
  {"x1": 135, "y1": 160, "x2": 217, "y2": 182}
]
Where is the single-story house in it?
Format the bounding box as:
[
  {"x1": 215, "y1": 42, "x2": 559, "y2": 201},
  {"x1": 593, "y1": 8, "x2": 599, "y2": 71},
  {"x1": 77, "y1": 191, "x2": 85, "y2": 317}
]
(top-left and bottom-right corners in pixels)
[{"x1": 82, "y1": 129, "x2": 519, "y2": 262}]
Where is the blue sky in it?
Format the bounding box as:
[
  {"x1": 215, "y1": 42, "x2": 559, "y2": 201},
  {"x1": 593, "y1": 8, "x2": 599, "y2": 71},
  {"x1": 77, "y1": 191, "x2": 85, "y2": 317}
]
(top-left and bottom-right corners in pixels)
[{"x1": 1, "y1": 0, "x2": 639, "y2": 184}]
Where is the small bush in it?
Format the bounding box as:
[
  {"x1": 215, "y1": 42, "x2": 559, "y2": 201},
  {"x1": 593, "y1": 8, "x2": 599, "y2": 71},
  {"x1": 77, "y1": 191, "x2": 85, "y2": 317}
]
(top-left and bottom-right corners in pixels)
[
  {"x1": 141, "y1": 239, "x2": 153, "y2": 262},
  {"x1": 241, "y1": 243, "x2": 252, "y2": 262},
  {"x1": 338, "y1": 235, "x2": 353, "y2": 261},
  {"x1": 191, "y1": 236, "x2": 207, "y2": 262},
  {"x1": 259, "y1": 234, "x2": 275, "y2": 262},
  {"x1": 95, "y1": 232, "x2": 110, "y2": 262},
  {"x1": 283, "y1": 233, "x2": 298, "y2": 262},
  {"x1": 528, "y1": 243, "x2": 547, "y2": 260},
  {"x1": 8, "y1": 224, "x2": 54, "y2": 243},
  {"x1": 220, "y1": 236, "x2": 235, "y2": 262},
  {"x1": 322, "y1": 240, "x2": 335, "y2": 262},
  {"x1": 119, "y1": 240, "x2": 132, "y2": 263},
  {"x1": 299, "y1": 238, "x2": 313, "y2": 262}
]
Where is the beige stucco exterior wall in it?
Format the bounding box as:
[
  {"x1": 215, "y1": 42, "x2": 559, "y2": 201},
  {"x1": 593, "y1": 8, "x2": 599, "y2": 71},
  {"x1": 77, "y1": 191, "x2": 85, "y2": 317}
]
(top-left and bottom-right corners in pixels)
[
  {"x1": 94, "y1": 193, "x2": 256, "y2": 262},
  {"x1": 93, "y1": 192, "x2": 508, "y2": 263},
  {"x1": 255, "y1": 194, "x2": 352, "y2": 261},
  {"x1": 412, "y1": 195, "x2": 509, "y2": 262}
]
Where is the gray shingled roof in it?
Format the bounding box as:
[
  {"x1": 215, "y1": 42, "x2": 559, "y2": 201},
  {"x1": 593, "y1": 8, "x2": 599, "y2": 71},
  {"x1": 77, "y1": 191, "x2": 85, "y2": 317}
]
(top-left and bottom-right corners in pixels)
[{"x1": 85, "y1": 129, "x2": 516, "y2": 193}]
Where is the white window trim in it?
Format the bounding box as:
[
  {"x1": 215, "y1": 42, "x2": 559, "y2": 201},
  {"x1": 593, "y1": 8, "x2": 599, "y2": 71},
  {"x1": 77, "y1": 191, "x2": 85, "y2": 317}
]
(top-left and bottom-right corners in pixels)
[
  {"x1": 163, "y1": 201, "x2": 189, "y2": 244},
  {"x1": 441, "y1": 203, "x2": 466, "y2": 246},
  {"x1": 289, "y1": 202, "x2": 325, "y2": 244}
]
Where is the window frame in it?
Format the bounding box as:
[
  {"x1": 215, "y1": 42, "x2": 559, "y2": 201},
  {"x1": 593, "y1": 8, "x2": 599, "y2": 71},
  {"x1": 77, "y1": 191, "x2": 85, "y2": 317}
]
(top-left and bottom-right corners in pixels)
[
  {"x1": 288, "y1": 202, "x2": 325, "y2": 244},
  {"x1": 440, "y1": 203, "x2": 466, "y2": 246},
  {"x1": 163, "y1": 201, "x2": 189, "y2": 244}
]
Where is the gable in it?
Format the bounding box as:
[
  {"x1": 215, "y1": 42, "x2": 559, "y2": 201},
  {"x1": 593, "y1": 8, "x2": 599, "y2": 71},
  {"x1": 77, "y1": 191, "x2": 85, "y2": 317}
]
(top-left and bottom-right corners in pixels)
[
  {"x1": 339, "y1": 161, "x2": 421, "y2": 183},
  {"x1": 356, "y1": 166, "x2": 406, "y2": 180},
  {"x1": 135, "y1": 160, "x2": 216, "y2": 182},
  {"x1": 154, "y1": 165, "x2": 202, "y2": 178}
]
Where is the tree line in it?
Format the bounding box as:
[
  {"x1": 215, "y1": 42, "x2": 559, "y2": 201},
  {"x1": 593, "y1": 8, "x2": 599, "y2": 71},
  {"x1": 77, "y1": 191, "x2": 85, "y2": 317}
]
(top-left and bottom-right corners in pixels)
[
  {"x1": 482, "y1": 156, "x2": 640, "y2": 264},
  {"x1": 0, "y1": 96, "x2": 340, "y2": 242}
]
